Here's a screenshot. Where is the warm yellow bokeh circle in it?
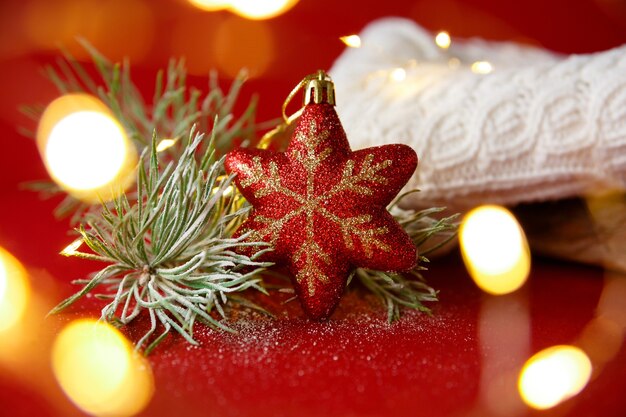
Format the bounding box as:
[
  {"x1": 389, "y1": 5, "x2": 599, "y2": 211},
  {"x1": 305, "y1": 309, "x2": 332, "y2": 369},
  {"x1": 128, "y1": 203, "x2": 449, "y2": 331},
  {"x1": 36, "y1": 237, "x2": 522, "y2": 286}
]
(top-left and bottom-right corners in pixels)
[
  {"x1": 37, "y1": 93, "x2": 137, "y2": 203},
  {"x1": 518, "y1": 345, "x2": 592, "y2": 409},
  {"x1": 52, "y1": 319, "x2": 154, "y2": 417},
  {"x1": 460, "y1": 205, "x2": 531, "y2": 295},
  {"x1": 188, "y1": 0, "x2": 299, "y2": 19},
  {"x1": 0, "y1": 247, "x2": 30, "y2": 333}
]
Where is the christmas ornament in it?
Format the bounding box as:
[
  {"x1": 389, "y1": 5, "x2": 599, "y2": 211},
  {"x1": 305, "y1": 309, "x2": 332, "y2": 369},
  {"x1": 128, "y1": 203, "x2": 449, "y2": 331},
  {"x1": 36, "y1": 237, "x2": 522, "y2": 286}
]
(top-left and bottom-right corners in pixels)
[
  {"x1": 225, "y1": 71, "x2": 418, "y2": 320},
  {"x1": 331, "y1": 17, "x2": 626, "y2": 210}
]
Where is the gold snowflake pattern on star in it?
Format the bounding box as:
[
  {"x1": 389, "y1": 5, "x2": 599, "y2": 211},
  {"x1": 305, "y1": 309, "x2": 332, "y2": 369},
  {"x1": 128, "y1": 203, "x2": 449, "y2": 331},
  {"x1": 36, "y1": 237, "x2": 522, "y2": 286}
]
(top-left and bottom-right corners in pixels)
[{"x1": 236, "y1": 120, "x2": 393, "y2": 296}]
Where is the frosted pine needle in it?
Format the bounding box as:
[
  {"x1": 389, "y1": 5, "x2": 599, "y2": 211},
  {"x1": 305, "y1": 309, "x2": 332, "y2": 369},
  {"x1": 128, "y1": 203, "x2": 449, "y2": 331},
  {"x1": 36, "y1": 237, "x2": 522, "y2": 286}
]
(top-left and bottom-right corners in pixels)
[{"x1": 50, "y1": 128, "x2": 272, "y2": 353}]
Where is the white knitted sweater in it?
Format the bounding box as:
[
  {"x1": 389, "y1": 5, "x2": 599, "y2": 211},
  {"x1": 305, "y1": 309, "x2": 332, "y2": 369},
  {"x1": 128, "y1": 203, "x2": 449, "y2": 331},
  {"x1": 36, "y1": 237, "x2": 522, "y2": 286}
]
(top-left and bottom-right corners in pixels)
[{"x1": 330, "y1": 18, "x2": 626, "y2": 210}]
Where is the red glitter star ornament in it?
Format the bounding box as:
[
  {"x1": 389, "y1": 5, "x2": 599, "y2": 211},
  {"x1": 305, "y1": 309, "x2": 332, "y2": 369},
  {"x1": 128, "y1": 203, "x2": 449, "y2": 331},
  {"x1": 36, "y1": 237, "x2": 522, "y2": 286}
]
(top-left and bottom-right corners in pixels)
[{"x1": 225, "y1": 71, "x2": 418, "y2": 320}]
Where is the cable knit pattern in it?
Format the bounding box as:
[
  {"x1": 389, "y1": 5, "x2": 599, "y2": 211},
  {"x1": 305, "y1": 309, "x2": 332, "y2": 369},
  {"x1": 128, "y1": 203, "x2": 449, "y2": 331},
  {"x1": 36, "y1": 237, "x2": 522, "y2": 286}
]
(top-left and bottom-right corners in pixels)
[{"x1": 330, "y1": 18, "x2": 626, "y2": 209}]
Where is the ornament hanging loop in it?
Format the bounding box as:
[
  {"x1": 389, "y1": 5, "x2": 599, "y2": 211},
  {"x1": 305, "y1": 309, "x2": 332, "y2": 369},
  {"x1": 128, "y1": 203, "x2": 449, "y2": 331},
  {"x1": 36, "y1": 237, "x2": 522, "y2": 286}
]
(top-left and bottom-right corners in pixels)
[
  {"x1": 281, "y1": 70, "x2": 335, "y2": 123},
  {"x1": 303, "y1": 70, "x2": 335, "y2": 106},
  {"x1": 260, "y1": 70, "x2": 335, "y2": 149}
]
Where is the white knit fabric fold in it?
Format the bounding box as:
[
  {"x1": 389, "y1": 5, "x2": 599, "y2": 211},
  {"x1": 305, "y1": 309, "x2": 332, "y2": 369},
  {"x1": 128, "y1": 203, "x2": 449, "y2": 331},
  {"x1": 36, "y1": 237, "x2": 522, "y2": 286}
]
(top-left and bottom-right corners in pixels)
[{"x1": 330, "y1": 18, "x2": 626, "y2": 209}]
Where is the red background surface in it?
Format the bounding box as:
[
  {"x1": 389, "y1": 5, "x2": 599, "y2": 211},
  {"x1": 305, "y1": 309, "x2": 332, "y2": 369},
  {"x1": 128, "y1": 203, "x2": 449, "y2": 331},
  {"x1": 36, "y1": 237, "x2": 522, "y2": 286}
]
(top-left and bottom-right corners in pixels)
[{"x1": 1, "y1": 0, "x2": 626, "y2": 416}]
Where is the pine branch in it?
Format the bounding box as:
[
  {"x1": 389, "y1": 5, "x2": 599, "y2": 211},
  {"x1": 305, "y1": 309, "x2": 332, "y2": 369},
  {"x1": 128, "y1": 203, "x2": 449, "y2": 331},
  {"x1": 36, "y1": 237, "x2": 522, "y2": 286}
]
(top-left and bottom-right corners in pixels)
[
  {"x1": 50, "y1": 127, "x2": 272, "y2": 351},
  {"x1": 352, "y1": 203, "x2": 459, "y2": 322},
  {"x1": 28, "y1": 41, "x2": 258, "y2": 219},
  {"x1": 355, "y1": 269, "x2": 438, "y2": 322}
]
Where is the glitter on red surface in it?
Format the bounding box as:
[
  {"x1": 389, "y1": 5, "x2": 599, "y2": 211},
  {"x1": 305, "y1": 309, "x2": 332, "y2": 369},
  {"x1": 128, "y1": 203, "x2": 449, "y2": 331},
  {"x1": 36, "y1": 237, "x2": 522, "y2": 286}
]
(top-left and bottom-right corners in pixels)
[
  {"x1": 135, "y1": 258, "x2": 483, "y2": 417},
  {"x1": 117, "y1": 255, "x2": 622, "y2": 417},
  {"x1": 225, "y1": 101, "x2": 418, "y2": 320}
]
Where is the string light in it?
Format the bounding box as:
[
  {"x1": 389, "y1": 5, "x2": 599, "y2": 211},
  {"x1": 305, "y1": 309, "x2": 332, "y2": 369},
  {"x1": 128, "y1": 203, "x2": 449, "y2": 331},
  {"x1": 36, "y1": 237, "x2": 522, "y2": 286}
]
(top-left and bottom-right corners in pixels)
[
  {"x1": 211, "y1": 175, "x2": 235, "y2": 197},
  {"x1": 340, "y1": 34, "x2": 361, "y2": 48},
  {"x1": 355, "y1": 30, "x2": 497, "y2": 86},
  {"x1": 156, "y1": 138, "x2": 178, "y2": 153},
  {"x1": 448, "y1": 57, "x2": 461, "y2": 69},
  {"x1": 390, "y1": 68, "x2": 407, "y2": 82},
  {"x1": 471, "y1": 60, "x2": 494, "y2": 74},
  {"x1": 61, "y1": 238, "x2": 84, "y2": 257},
  {"x1": 435, "y1": 31, "x2": 451, "y2": 49},
  {"x1": 460, "y1": 205, "x2": 530, "y2": 295},
  {"x1": 518, "y1": 345, "x2": 592, "y2": 409}
]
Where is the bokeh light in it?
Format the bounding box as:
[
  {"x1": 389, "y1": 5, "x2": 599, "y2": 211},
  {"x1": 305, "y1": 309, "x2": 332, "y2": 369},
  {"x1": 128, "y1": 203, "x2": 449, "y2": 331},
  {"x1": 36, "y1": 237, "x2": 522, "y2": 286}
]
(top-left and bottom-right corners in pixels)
[
  {"x1": 61, "y1": 238, "x2": 84, "y2": 257},
  {"x1": 579, "y1": 316, "x2": 623, "y2": 364},
  {"x1": 518, "y1": 345, "x2": 592, "y2": 409},
  {"x1": 460, "y1": 205, "x2": 530, "y2": 295},
  {"x1": 435, "y1": 31, "x2": 451, "y2": 49},
  {"x1": 0, "y1": 246, "x2": 30, "y2": 333},
  {"x1": 390, "y1": 68, "x2": 407, "y2": 82},
  {"x1": 156, "y1": 138, "x2": 178, "y2": 153},
  {"x1": 478, "y1": 294, "x2": 530, "y2": 416},
  {"x1": 22, "y1": 0, "x2": 90, "y2": 54},
  {"x1": 340, "y1": 34, "x2": 362, "y2": 48},
  {"x1": 52, "y1": 319, "x2": 154, "y2": 417},
  {"x1": 448, "y1": 57, "x2": 461, "y2": 69},
  {"x1": 214, "y1": 17, "x2": 275, "y2": 78},
  {"x1": 230, "y1": 0, "x2": 298, "y2": 20},
  {"x1": 85, "y1": 0, "x2": 155, "y2": 62},
  {"x1": 188, "y1": 0, "x2": 299, "y2": 19},
  {"x1": 37, "y1": 94, "x2": 137, "y2": 203},
  {"x1": 579, "y1": 273, "x2": 626, "y2": 366},
  {"x1": 47, "y1": 112, "x2": 127, "y2": 189},
  {"x1": 188, "y1": 0, "x2": 231, "y2": 11},
  {"x1": 170, "y1": 13, "x2": 218, "y2": 76},
  {"x1": 471, "y1": 60, "x2": 494, "y2": 74},
  {"x1": 22, "y1": 0, "x2": 154, "y2": 62}
]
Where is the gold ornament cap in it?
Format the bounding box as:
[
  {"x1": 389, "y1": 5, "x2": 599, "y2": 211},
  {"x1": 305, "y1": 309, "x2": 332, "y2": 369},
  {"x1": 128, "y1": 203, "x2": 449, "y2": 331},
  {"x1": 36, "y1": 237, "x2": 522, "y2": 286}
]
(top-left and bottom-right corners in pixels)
[{"x1": 304, "y1": 70, "x2": 335, "y2": 106}]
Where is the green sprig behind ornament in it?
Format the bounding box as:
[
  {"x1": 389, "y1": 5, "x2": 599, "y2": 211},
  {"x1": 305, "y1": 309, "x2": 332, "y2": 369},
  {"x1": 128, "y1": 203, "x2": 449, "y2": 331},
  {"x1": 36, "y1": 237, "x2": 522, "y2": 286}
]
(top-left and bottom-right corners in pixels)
[
  {"x1": 22, "y1": 39, "x2": 259, "y2": 221},
  {"x1": 50, "y1": 128, "x2": 272, "y2": 353}
]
